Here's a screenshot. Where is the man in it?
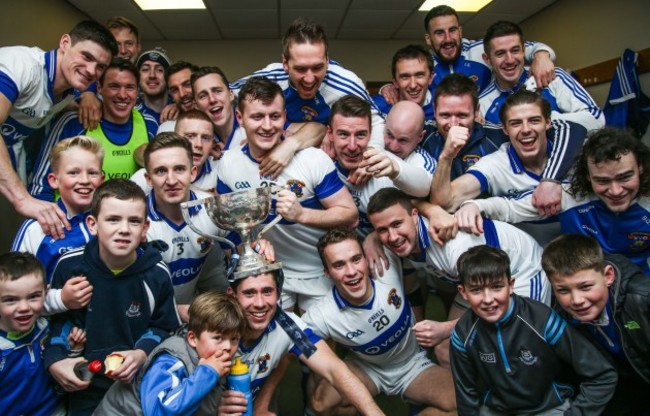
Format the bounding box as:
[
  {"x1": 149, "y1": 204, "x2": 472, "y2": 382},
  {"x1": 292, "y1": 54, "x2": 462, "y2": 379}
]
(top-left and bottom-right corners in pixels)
[
  {"x1": 30, "y1": 59, "x2": 158, "y2": 201},
  {"x1": 105, "y1": 16, "x2": 140, "y2": 63},
  {"x1": 216, "y1": 77, "x2": 358, "y2": 312},
  {"x1": 230, "y1": 17, "x2": 385, "y2": 150},
  {"x1": 219, "y1": 268, "x2": 383, "y2": 415},
  {"x1": 0, "y1": 20, "x2": 116, "y2": 237},
  {"x1": 455, "y1": 127, "x2": 650, "y2": 274},
  {"x1": 135, "y1": 48, "x2": 172, "y2": 124},
  {"x1": 372, "y1": 44, "x2": 435, "y2": 120},
  {"x1": 302, "y1": 227, "x2": 456, "y2": 415},
  {"x1": 431, "y1": 90, "x2": 587, "y2": 244},
  {"x1": 158, "y1": 61, "x2": 199, "y2": 133},
  {"x1": 479, "y1": 21, "x2": 604, "y2": 131}
]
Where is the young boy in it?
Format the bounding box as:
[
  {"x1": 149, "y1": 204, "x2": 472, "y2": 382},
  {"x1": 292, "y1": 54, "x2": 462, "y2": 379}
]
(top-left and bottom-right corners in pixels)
[
  {"x1": 95, "y1": 291, "x2": 246, "y2": 415},
  {"x1": 542, "y1": 234, "x2": 650, "y2": 413},
  {"x1": 12, "y1": 135, "x2": 102, "y2": 313},
  {"x1": 0, "y1": 252, "x2": 63, "y2": 416},
  {"x1": 450, "y1": 245, "x2": 617, "y2": 415},
  {"x1": 44, "y1": 179, "x2": 181, "y2": 415}
]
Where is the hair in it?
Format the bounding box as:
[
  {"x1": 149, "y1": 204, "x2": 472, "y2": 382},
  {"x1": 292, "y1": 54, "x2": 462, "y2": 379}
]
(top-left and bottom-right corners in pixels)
[
  {"x1": 317, "y1": 227, "x2": 364, "y2": 269},
  {"x1": 0, "y1": 252, "x2": 46, "y2": 285},
  {"x1": 190, "y1": 66, "x2": 230, "y2": 92},
  {"x1": 144, "y1": 132, "x2": 193, "y2": 171},
  {"x1": 367, "y1": 187, "x2": 414, "y2": 217},
  {"x1": 229, "y1": 270, "x2": 281, "y2": 293},
  {"x1": 237, "y1": 76, "x2": 284, "y2": 113},
  {"x1": 483, "y1": 21, "x2": 523, "y2": 55},
  {"x1": 188, "y1": 291, "x2": 247, "y2": 336},
  {"x1": 49, "y1": 135, "x2": 104, "y2": 173},
  {"x1": 329, "y1": 95, "x2": 371, "y2": 126},
  {"x1": 569, "y1": 127, "x2": 650, "y2": 198},
  {"x1": 69, "y1": 20, "x2": 118, "y2": 56},
  {"x1": 90, "y1": 178, "x2": 146, "y2": 218},
  {"x1": 423, "y1": 5, "x2": 459, "y2": 32},
  {"x1": 541, "y1": 234, "x2": 606, "y2": 279},
  {"x1": 282, "y1": 17, "x2": 328, "y2": 60},
  {"x1": 499, "y1": 89, "x2": 551, "y2": 125},
  {"x1": 434, "y1": 73, "x2": 479, "y2": 110},
  {"x1": 176, "y1": 109, "x2": 215, "y2": 130},
  {"x1": 391, "y1": 44, "x2": 434, "y2": 80},
  {"x1": 99, "y1": 58, "x2": 139, "y2": 85},
  {"x1": 457, "y1": 245, "x2": 511, "y2": 287},
  {"x1": 105, "y1": 16, "x2": 140, "y2": 42},
  {"x1": 165, "y1": 60, "x2": 199, "y2": 84}
]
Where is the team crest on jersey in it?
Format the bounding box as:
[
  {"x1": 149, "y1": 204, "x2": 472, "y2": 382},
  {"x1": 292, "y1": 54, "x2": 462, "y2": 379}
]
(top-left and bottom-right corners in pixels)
[
  {"x1": 197, "y1": 237, "x2": 212, "y2": 254},
  {"x1": 479, "y1": 351, "x2": 496, "y2": 363},
  {"x1": 257, "y1": 353, "x2": 271, "y2": 373},
  {"x1": 287, "y1": 180, "x2": 305, "y2": 198},
  {"x1": 628, "y1": 232, "x2": 650, "y2": 250},
  {"x1": 518, "y1": 348, "x2": 538, "y2": 365},
  {"x1": 126, "y1": 302, "x2": 142, "y2": 318},
  {"x1": 469, "y1": 75, "x2": 479, "y2": 83},
  {"x1": 301, "y1": 106, "x2": 319, "y2": 121},
  {"x1": 387, "y1": 288, "x2": 402, "y2": 309},
  {"x1": 462, "y1": 154, "x2": 480, "y2": 171}
]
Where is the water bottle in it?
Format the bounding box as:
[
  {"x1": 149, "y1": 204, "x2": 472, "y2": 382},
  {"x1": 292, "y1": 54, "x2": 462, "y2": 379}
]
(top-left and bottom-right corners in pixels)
[
  {"x1": 227, "y1": 358, "x2": 253, "y2": 416},
  {"x1": 73, "y1": 359, "x2": 103, "y2": 381}
]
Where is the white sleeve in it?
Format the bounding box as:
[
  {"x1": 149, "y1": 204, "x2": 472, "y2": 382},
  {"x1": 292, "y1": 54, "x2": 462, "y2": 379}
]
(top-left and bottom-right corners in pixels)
[
  {"x1": 390, "y1": 154, "x2": 431, "y2": 197},
  {"x1": 43, "y1": 288, "x2": 68, "y2": 315},
  {"x1": 468, "y1": 192, "x2": 541, "y2": 223},
  {"x1": 547, "y1": 69, "x2": 605, "y2": 131},
  {"x1": 523, "y1": 40, "x2": 556, "y2": 62}
]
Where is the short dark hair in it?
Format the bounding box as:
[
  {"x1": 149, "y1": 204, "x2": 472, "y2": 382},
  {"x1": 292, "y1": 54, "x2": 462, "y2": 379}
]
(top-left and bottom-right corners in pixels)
[
  {"x1": 105, "y1": 16, "x2": 139, "y2": 42},
  {"x1": 282, "y1": 17, "x2": 328, "y2": 60},
  {"x1": 423, "y1": 5, "x2": 459, "y2": 32},
  {"x1": 188, "y1": 291, "x2": 247, "y2": 337},
  {"x1": 144, "y1": 132, "x2": 193, "y2": 171},
  {"x1": 190, "y1": 66, "x2": 230, "y2": 93},
  {"x1": 99, "y1": 58, "x2": 139, "y2": 85},
  {"x1": 457, "y1": 245, "x2": 511, "y2": 287},
  {"x1": 367, "y1": 187, "x2": 414, "y2": 217},
  {"x1": 0, "y1": 252, "x2": 45, "y2": 285},
  {"x1": 69, "y1": 20, "x2": 118, "y2": 56},
  {"x1": 329, "y1": 95, "x2": 371, "y2": 127},
  {"x1": 90, "y1": 179, "x2": 146, "y2": 218},
  {"x1": 229, "y1": 270, "x2": 281, "y2": 293},
  {"x1": 165, "y1": 60, "x2": 199, "y2": 85},
  {"x1": 434, "y1": 73, "x2": 479, "y2": 110},
  {"x1": 483, "y1": 21, "x2": 523, "y2": 55},
  {"x1": 317, "y1": 227, "x2": 363, "y2": 269},
  {"x1": 542, "y1": 234, "x2": 606, "y2": 278},
  {"x1": 237, "y1": 76, "x2": 284, "y2": 113},
  {"x1": 391, "y1": 44, "x2": 434, "y2": 79},
  {"x1": 499, "y1": 89, "x2": 551, "y2": 125},
  {"x1": 569, "y1": 127, "x2": 650, "y2": 198}
]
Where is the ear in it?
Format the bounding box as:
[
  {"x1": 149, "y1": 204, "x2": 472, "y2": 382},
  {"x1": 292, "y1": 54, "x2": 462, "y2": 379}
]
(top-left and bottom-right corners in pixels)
[
  {"x1": 59, "y1": 34, "x2": 71, "y2": 54},
  {"x1": 282, "y1": 54, "x2": 289, "y2": 72},
  {"x1": 424, "y1": 33, "x2": 432, "y2": 48},
  {"x1": 86, "y1": 215, "x2": 98, "y2": 235},
  {"x1": 482, "y1": 52, "x2": 491, "y2": 67},
  {"x1": 508, "y1": 278, "x2": 515, "y2": 294},
  {"x1": 417, "y1": 129, "x2": 425, "y2": 144},
  {"x1": 190, "y1": 165, "x2": 198, "y2": 182},
  {"x1": 458, "y1": 284, "x2": 469, "y2": 301},
  {"x1": 603, "y1": 265, "x2": 616, "y2": 287},
  {"x1": 47, "y1": 172, "x2": 59, "y2": 190},
  {"x1": 325, "y1": 124, "x2": 334, "y2": 142},
  {"x1": 144, "y1": 171, "x2": 152, "y2": 188},
  {"x1": 141, "y1": 218, "x2": 150, "y2": 238},
  {"x1": 235, "y1": 108, "x2": 243, "y2": 126},
  {"x1": 187, "y1": 330, "x2": 198, "y2": 348},
  {"x1": 410, "y1": 207, "x2": 419, "y2": 221}
]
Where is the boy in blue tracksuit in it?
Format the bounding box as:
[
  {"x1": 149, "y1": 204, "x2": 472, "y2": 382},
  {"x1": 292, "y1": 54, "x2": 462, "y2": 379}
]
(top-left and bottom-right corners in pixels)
[
  {"x1": 43, "y1": 179, "x2": 181, "y2": 415},
  {"x1": 450, "y1": 245, "x2": 617, "y2": 415}
]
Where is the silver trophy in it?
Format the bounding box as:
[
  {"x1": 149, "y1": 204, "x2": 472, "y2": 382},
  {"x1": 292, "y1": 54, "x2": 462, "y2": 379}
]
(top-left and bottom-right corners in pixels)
[{"x1": 180, "y1": 186, "x2": 283, "y2": 281}]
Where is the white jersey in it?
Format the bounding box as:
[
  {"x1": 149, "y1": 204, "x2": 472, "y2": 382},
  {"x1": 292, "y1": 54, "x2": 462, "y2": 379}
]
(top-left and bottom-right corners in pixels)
[
  {"x1": 230, "y1": 60, "x2": 385, "y2": 149},
  {"x1": 216, "y1": 145, "x2": 347, "y2": 279},
  {"x1": 131, "y1": 158, "x2": 219, "y2": 195},
  {"x1": 408, "y1": 216, "x2": 550, "y2": 304},
  {"x1": 302, "y1": 249, "x2": 422, "y2": 365},
  {"x1": 236, "y1": 311, "x2": 320, "y2": 397},
  {"x1": 146, "y1": 189, "x2": 228, "y2": 304},
  {"x1": 157, "y1": 120, "x2": 176, "y2": 133},
  {"x1": 0, "y1": 47, "x2": 75, "y2": 179}
]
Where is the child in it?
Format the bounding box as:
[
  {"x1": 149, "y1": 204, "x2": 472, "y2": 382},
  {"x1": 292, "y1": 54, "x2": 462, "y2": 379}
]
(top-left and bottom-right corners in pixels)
[
  {"x1": 44, "y1": 179, "x2": 182, "y2": 415},
  {"x1": 450, "y1": 245, "x2": 617, "y2": 415},
  {"x1": 13, "y1": 135, "x2": 102, "y2": 313},
  {"x1": 542, "y1": 234, "x2": 650, "y2": 414},
  {"x1": 95, "y1": 291, "x2": 246, "y2": 415},
  {"x1": 0, "y1": 252, "x2": 62, "y2": 415}
]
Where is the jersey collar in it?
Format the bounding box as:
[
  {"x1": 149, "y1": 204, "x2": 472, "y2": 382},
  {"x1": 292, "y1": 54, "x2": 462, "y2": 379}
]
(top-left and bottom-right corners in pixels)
[
  {"x1": 506, "y1": 139, "x2": 553, "y2": 177},
  {"x1": 332, "y1": 279, "x2": 376, "y2": 310},
  {"x1": 147, "y1": 189, "x2": 202, "y2": 222}
]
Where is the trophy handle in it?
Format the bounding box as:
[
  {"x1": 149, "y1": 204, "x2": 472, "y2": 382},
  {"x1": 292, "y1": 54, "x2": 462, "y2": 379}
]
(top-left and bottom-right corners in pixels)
[
  {"x1": 180, "y1": 199, "x2": 237, "y2": 251},
  {"x1": 258, "y1": 184, "x2": 287, "y2": 237}
]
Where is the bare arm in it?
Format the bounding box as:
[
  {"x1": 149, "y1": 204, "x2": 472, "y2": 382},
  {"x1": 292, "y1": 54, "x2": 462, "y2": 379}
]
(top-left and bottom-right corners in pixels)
[{"x1": 275, "y1": 186, "x2": 358, "y2": 229}]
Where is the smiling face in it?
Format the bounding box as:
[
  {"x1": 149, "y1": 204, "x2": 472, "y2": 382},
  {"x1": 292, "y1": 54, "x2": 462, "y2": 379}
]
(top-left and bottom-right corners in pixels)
[
  {"x1": 0, "y1": 273, "x2": 45, "y2": 333},
  {"x1": 193, "y1": 73, "x2": 235, "y2": 130},
  {"x1": 502, "y1": 102, "x2": 551, "y2": 171},
  {"x1": 168, "y1": 68, "x2": 195, "y2": 112},
  {"x1": 139, "y1": 60, "x2": 166, "y2": 98},
  {"x1": 588, "y1": 152, "x2": 641, "y2": 213},
  {"x1": 99, "y1": 68, "x2": 138, "y2": 124},
  {"x1": 425, "y1": 14, "x2": 462, "y2": 63},
  {"x1": 229, "y1": 273, "x2": 278, "y2": 342},
  {"x1": 59, "y1": 36, "x2": 112, "y2": 92},
  {"x1": 368, "y1": 203, "x2": 419, "y2": 258},
  {"x1": 459, "y1": 276, "x2": 514, "y2": 323},
  {"x1": 393, "y1": 57, "x2": 433, "y2": 106},
  {"x1": 434, "y1": 93, "x2": 477, "y2": 139},
  {"x1": 176, "y1": 117, "x2": 214, "y2": 169},
  {"x1": 328, "y1": 114, "x2": 371, "y2": 170},
  {"x1": 48, "y1": 147, "x2": 103, "y2": 216},
  {"x1": 282, "y1": 42, "x2": 328, "y2": 100},
  {"x1": 550, "y1": 266, "x2": 614, "y2": 322},
  {"x1": 237, "y1": 94, "x2": 286, "y2": 160},
  {"x1": 484, "y1": 34, "x2": 525, "y2": 90},
  {"x1": 145, "y1": 146, "x2": 197, "y2": 209},
  {"x1": 187, "y1": 329, "x2": 240, "y2": 361},
  {"x1": 110, "y1": 27, "x2": 140, "y2": 63},
  {"x1": 322, "y1": 238, "x2": 372, "y2": 305}
]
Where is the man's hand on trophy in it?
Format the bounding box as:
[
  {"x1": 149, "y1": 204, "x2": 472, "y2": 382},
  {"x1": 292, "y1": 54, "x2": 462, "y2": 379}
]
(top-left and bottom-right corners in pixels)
[
  {"x1": 252, "y1": 239, "x2": 276, "y2": 262},
  {"x1": 275, "y1": 189, "x2": 304, "y2": 223}
]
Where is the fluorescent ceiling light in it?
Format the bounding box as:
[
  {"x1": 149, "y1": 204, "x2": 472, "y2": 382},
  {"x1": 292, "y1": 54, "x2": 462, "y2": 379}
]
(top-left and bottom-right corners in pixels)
[
  {"x1": 419, "y1": 0, "x2": 492, "y2": 12},
  {"x1": 134, "y1": 0, "x2": 205, "y2": 10}
]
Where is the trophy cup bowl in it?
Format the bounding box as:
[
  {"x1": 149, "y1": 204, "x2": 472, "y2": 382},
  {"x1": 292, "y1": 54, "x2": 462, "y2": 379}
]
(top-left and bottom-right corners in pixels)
[{"x1": 180, "y1": 187, "x2": 283, "y2": 281}]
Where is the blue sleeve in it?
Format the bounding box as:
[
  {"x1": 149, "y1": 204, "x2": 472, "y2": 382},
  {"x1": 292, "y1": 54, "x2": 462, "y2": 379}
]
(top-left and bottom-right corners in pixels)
[
  {"x1": 313, "y1": 169, "x2": 344, "y2": 200},
  {"x1": 541, "y1": 120, "x2": 587, "y2": 180},
  {"x1": 144, "y1": 113, "x2": 160, "y2": 139},
  {"x1": 0, "y1": 70, "x2": 19, "y2": 103},
  {"x1": 137, "y1": 268, "x2": 181, "y2": 354},
  {"x1": 140, "y1": 354, "x2": 220, "y2": 416},
  {"x1": 371, "y1": 93, "x2": 391, "y2": 117}
]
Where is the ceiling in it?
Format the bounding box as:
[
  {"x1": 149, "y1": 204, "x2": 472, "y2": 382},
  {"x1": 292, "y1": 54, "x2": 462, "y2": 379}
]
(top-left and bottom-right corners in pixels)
[{"x1": 66, "y1": 0, "x2": 556, "y2": 42}]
